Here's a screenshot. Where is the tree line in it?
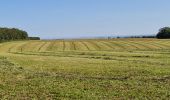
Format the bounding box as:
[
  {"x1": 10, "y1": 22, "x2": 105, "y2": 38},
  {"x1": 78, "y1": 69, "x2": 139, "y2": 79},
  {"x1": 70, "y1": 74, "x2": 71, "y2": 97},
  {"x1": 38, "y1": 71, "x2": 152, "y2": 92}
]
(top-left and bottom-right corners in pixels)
[
  {"x1": 28, "y1": 37, "x2": 40, "y2": 40},
  {"x1": 0, "y1": 27, "x2": 40, "y2": 41},
  {"x1": 111, "y1": 27, "x2": 170, "y2": 39},
  {"x1": 0, "y1": 27, "x2": 170, "y2": 41},
  {"x1": 0, "y1": 28, "x2": 28, "y2": 40}
]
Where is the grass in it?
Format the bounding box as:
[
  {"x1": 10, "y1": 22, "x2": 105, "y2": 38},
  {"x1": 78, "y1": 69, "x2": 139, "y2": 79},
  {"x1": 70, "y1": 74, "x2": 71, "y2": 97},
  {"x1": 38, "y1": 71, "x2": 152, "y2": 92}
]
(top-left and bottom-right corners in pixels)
[{"x1": 0, "y1": 38, "x2": 170, "y2": 99}]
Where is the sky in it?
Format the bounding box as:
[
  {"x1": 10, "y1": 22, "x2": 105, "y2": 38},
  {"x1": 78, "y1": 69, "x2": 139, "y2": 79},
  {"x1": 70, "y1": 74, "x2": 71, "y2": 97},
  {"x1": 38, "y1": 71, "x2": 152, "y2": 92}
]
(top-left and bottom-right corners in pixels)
[{"x1": 0, "y1": 0, "x2": 170, "y2": 39}]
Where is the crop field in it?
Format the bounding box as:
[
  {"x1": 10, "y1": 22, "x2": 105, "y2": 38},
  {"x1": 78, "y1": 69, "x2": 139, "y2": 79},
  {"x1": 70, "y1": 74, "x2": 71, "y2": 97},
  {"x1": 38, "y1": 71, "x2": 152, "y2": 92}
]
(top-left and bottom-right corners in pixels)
[{"x1": 0, "y1": 38, "x2": 170, "y2": 99}]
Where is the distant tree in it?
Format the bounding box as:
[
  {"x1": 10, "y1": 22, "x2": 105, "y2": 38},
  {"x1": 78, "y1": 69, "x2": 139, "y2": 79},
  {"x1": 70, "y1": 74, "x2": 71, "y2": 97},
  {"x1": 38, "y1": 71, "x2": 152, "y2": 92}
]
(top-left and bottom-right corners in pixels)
[
  {"x1": 108, "y1": 37, "x2": 112, "y2": 40},
  {"x1": 28, "y1": 37, "x2": 40, "y2": 40},
  {"x1": 156, "y1": 27, "x2": 170, "y2": 39},
  {"x1": 142, "y1": 36, "x2": 155, "y2": 38},
  {"x1": 0, "y1": 27, "x2": 29, "y2": 41},
  {"x1": 117, "y1": 36, "x2": 120, "y2": 39}
]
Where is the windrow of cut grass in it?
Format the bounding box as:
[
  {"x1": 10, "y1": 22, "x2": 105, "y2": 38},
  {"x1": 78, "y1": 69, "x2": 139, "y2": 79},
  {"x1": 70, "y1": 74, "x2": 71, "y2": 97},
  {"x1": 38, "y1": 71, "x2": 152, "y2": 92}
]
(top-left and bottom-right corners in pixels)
[{"x1": 0, "y1": 39, "x2": 170, "y2": 54}]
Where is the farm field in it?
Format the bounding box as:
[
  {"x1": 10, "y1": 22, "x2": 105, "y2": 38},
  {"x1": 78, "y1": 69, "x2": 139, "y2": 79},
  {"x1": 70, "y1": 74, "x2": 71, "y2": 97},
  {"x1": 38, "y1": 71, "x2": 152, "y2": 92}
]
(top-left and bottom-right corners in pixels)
[{"x1": 0, "y1": 38, "x2": 170, "y2": 99}]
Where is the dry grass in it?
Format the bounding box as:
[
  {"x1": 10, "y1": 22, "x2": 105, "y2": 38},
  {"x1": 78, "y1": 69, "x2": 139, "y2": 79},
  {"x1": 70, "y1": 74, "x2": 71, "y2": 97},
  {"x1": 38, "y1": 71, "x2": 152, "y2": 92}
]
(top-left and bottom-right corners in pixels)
[{"x1": 0, "y1": 38, "x2": 170, "y2": 99}]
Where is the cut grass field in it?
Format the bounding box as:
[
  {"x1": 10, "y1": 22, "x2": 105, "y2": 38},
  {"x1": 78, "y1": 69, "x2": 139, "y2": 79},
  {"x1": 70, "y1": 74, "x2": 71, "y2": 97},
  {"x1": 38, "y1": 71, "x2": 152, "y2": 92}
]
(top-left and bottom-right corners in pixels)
[{"x1": 0, "y1": 38, "x2": 170, "y2": 99}]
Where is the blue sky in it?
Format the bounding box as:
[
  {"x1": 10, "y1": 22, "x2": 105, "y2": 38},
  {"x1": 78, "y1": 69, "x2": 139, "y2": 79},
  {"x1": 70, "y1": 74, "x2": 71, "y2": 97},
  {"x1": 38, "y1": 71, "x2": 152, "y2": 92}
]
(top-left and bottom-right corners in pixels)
[{"x1": 0, "y1": 0, "x2": 170, "y2": 39}]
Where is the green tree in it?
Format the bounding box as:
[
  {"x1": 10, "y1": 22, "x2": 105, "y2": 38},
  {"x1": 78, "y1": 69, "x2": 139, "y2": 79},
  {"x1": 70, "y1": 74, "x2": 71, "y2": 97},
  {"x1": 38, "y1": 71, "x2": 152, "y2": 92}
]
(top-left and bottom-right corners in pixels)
[
  {"x1": 0, "y1": 27, "x2": 29, "y2": 41},
  {"x1": 156, "y1": 27, "x2": 170, "y2": 39}
]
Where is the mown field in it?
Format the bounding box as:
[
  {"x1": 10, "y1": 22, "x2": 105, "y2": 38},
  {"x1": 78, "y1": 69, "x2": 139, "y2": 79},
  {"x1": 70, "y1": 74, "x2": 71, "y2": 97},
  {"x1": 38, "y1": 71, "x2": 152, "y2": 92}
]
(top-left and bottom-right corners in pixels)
[{"x1": 0, "y1": 38, "x2": 170, "y2": 99}]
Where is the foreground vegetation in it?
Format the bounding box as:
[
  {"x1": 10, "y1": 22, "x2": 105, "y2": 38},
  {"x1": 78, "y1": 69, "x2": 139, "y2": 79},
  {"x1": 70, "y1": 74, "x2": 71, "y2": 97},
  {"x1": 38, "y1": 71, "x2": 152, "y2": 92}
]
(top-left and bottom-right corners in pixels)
[{"x1": 0, "y1": 38, "x2": 170, "y2": 99}]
